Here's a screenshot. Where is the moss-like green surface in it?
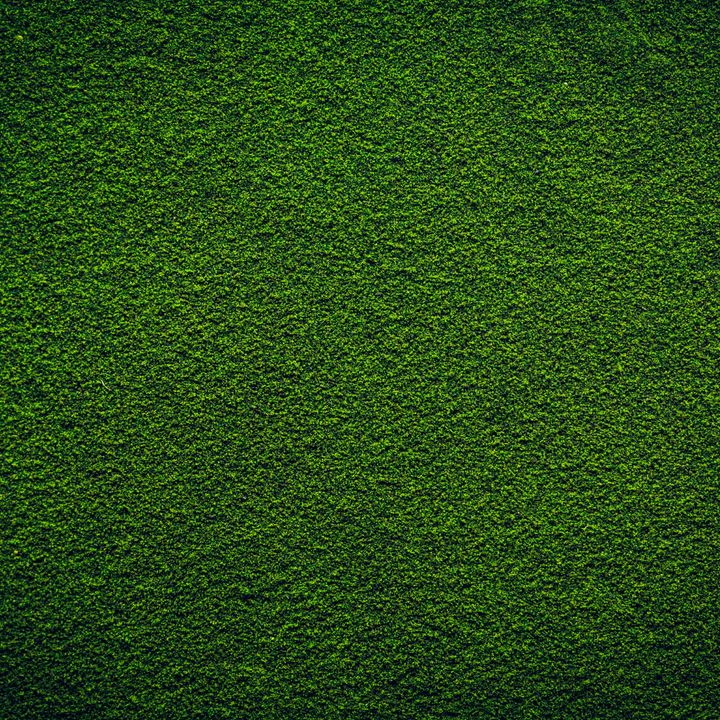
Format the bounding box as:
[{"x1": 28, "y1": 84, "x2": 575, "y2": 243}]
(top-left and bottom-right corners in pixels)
[{"x1": 2, "y1": 0, "x2": 719, "y2": 717}]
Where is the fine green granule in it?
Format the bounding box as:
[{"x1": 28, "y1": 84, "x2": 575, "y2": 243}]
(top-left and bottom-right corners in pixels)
[{"x1": 1, "y1": 0, "x2": 719, "y2": 718}]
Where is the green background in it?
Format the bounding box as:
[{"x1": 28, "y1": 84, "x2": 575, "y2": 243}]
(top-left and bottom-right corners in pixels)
[{"x1": 2, "y1": 0, "x2": 719, "y2": 717}]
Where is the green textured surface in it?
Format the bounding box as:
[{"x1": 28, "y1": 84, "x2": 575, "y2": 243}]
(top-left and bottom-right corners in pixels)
[{"x1": 2, "y1": 0, "x2": 719, "y2": 718}]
